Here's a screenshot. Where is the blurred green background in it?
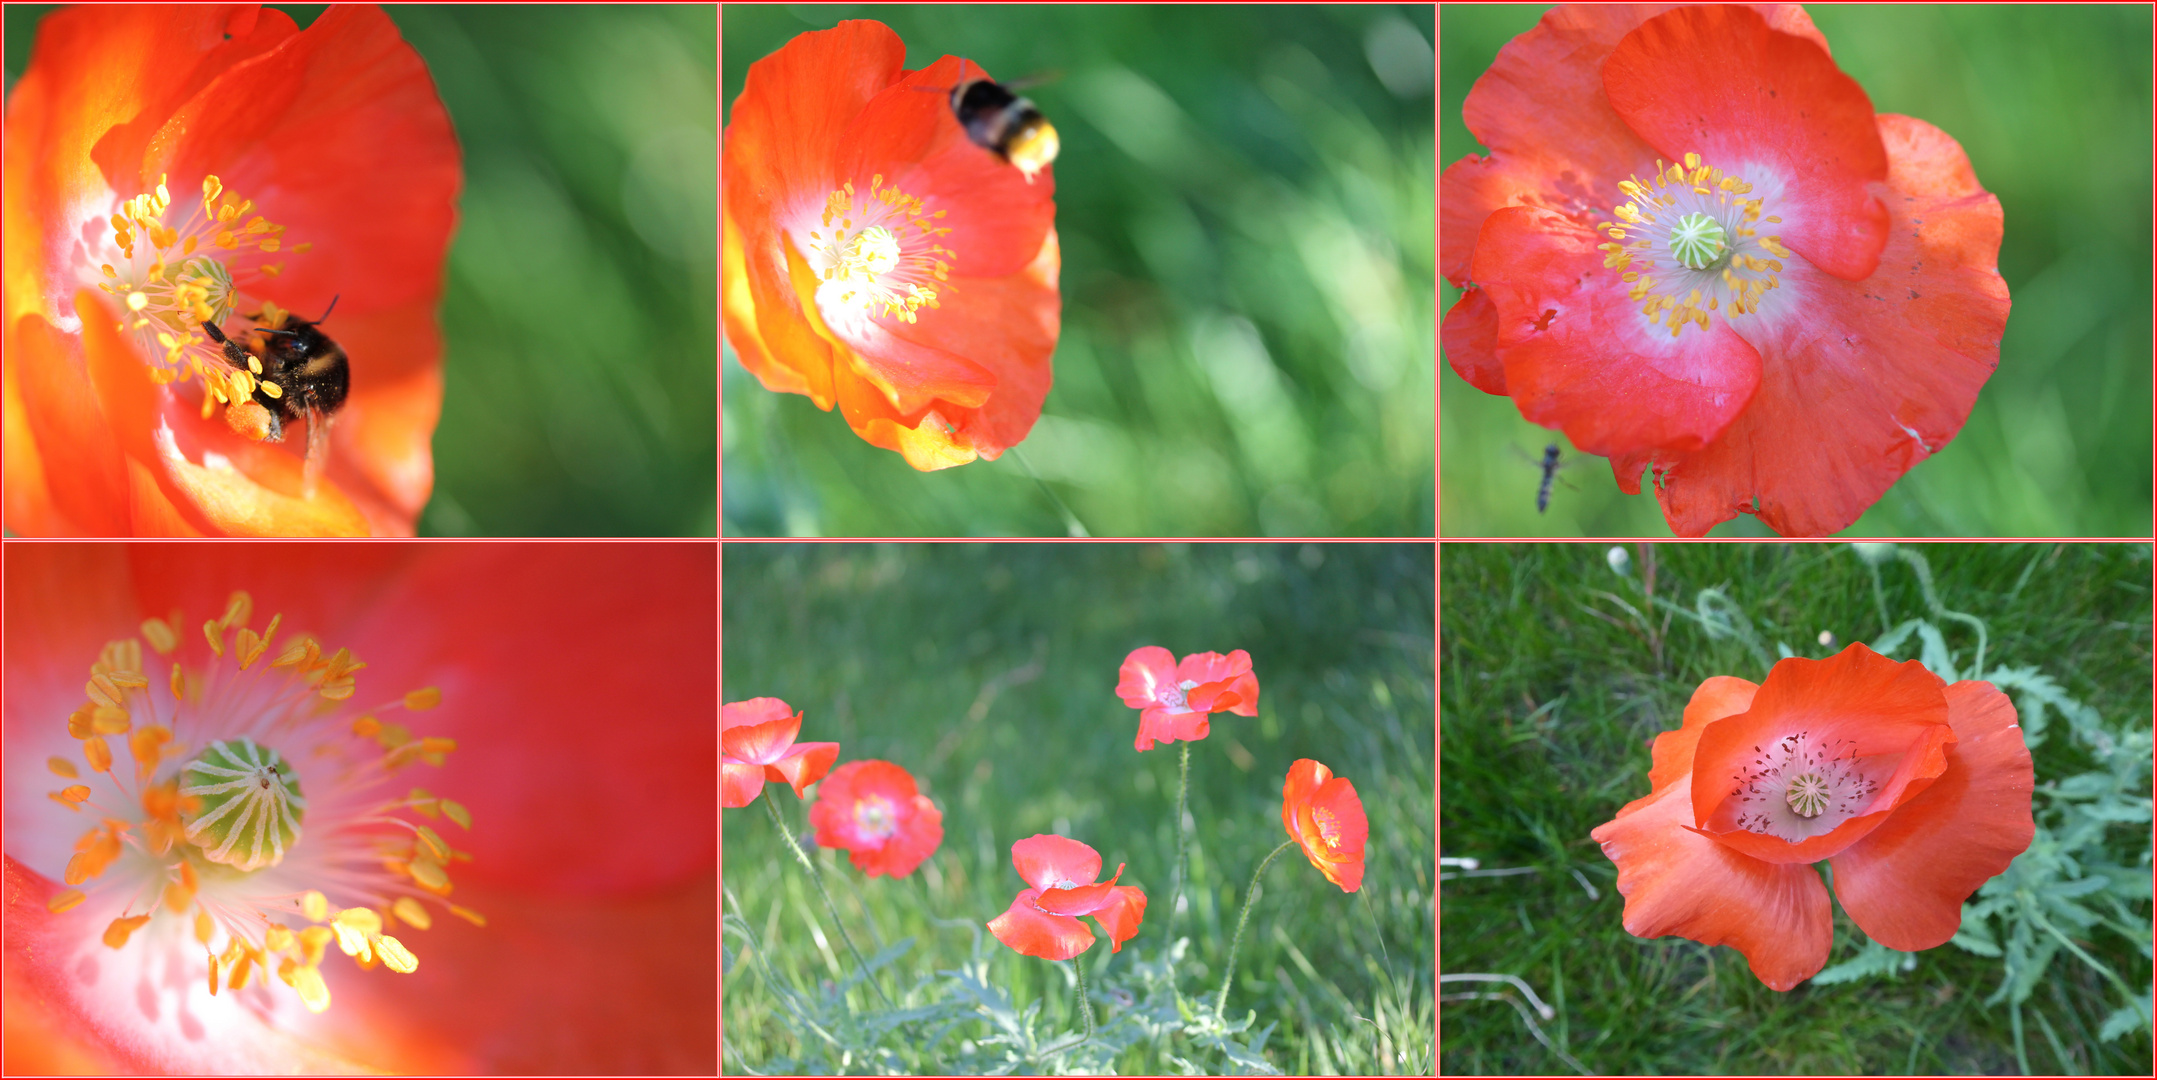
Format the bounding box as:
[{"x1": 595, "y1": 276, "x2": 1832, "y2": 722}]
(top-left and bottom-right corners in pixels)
[
  {"x1": 1441, "y1": 542, "x2": 2153, "y2": 1074},
  {"x1": 4, "y1": 4, "x2": 718, "y2": 536},
  {"x1": 723, "y1": 5, "x2": 1435, "y2": 537},
  {"x1": 1441, "y1": 5, "x2": 2155, "y2": 537},
  {"x1": 723, "y1": 542, "x2": 1435, "y2": 1073}
]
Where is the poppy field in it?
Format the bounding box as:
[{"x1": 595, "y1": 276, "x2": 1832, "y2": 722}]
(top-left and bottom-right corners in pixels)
[
  {"x1": 1440, "y1": 542, "x2": 2153, "y2": 1074},
  {"x1": 1441, "y1": 4, "x2": 2154, "y2": 537},
  {"x1": 722, "y1": 4, "x2": 1436, "y2": 538},
  {"x1": 723, "y1": 543, "x2": 1435, "y2": 1074}
]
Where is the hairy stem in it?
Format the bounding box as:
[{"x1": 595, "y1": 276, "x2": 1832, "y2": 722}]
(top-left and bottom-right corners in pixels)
[
  {"x1": 1073, "y1": 956, "x2": 1096, "y2": 1043},
  {"x1": 764, "y1": 786, "x2": 893, "y2": 1007},
  {"x1": 1216, "y1": 839, "x2": 1297, "y2": 1019},
  {"x1": 1170, "y1": 741, "x2": 1191, "y2": 935}
]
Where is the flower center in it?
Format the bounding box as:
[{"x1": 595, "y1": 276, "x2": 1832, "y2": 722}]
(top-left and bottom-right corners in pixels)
[
  {"x1": 854, "y1": 795, "x2": 897, "y2": 841},
  {"x1": 93, "y1": 174, "x2": 313, "y2": 427},
  {"x1": 804, "y1": 174, "x2": 955, "y2": 324},
  {"x1": 1727, "y1": 731, "x2": 1881, "y2": 842},
  {"x1": 180, "y1": 737, "x2": 307, "y2": 871},
  {"x1": 1157, "y1": 679, "x2": 1201, "y2": 712},
  {"x1": 41, "y1": 590, "x2": 482, "y2": 1015},
  {"x1": 1596, "y1": 152, "x2": 1792, "y2": 339},
  {"x1": 1312, "y1": 805, "x2": 1342, "y2": 850}
]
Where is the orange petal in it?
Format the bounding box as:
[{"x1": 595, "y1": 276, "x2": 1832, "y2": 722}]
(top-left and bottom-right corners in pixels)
[
  {"x1": 1010, "y1": 834, "x2": 1101, "y2": 893},
  {"x1": 1689, "y1": 644, "x2": 1953, "y2": 863},
  {"x1": 764, "y1": 741, "x2": 840, "y2": 798},
  {"x1": 2, "y1": 313, "x2": 131, "y2": 534},
  {"x1": 720, "y1": 762, "x2": 766, "y2": 809},
  {"x1": 1036, "y1": 864, "x2": 1124, "y2": 917},
  {"x1": 1647, "y1": 675, "x2": 1761, "y2": 794},
  {"x1": 1829, "y1": 681, "x2": 2034, "y2": 950},
  {"x1": 719, "y1": 710, "x2": 802, "y2": 764},
  {"x1": 1090, "y1": 885, "x2": 1147, "y2": 953},
  {"x1": 1590, "y1": 777, "x2": 1832, "y2": 991}
]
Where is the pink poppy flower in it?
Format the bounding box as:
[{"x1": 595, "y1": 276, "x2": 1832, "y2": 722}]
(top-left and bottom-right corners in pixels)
[
  {"x1": 1590, "y1": 643, "x2": 2034, "y2": 990},
  {"x1": 722, "y1": 697, "x2": 841, "y2": 807},
  {"x1": 986, "y1": 834, "x2": 1147, "y2": 960},
  {"x1": 1443, "y1": 4, "x2": 2009, "y2": 536},
  {"x1": 1116, "y1": 646, "x2": 1260, "y2": 751},
  {"x1": 809, "y1": 759, "x2": 943, "y2": 878},
  {"x1": 3, "y1": 542, "x2": 716, "y2": 1072}
]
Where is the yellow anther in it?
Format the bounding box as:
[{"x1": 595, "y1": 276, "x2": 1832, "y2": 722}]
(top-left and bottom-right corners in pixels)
[
  {"x1": 103, "y1": 914, "x2": 153, "y2": 949},
  {"x1": 48, "y1": 756, "x2": 79, "y2": 779},
  {"x1": 291, "y1": 963, "x2": 331, "y2": 1013},
  {"x1": 392, "y1": 897, "x2": 433, "y2": 930},
  {"x1": 301, "y1": 890, "x2": 329, "y2": 923},
  {"x1": 442, "y1": 800, "x2": 472, "y2": 830},
  {"x1": 414, "y1": 825, "x2": 450, "y2": 860},
  {"x1": 335, "y1": 907, "x2": 384, "y2": 936},
  {"x1": 85, "y1": 736, "x2": 114, "y2": 774},
  {"x1": 266, "y1": 924, "x2": 294, "y2": 952},
  {"x1": 354, "y1": 716, "x2": 382, "y2": 738},
  {"x1": 299, "y1": 925, "x2": 334, "y2": 967},
  {"x1": 229, "y1": 951, "x2": 254, "y2": 991},
  {"x1": 331, "y1": 920, "x2": 371, "y2": 959},
  {"x1": 55, "y1": 784, "x2": 92, "y2": 804},
  {"x1": 203, "y1": 619, "x2": 225, "y2": 657},
  {"x1": 48, "y1": 889, "x2": 87, "y2": 913},
  {"x1": 404, "y1": 687, "x2": 442, "y2": 710},
  {"x1": 448, "y1": 904, "x2": 487, "y2": 927},
  {"x1": 407, "y1": 856, "x2": 450, "y2": 892},
  {"x1": 1683, "y1": 152, "x2": 1701, "y2": 170},
  {"x1": 376, "y1": 935, "x2": 419, "y2": 974},
  {"x1": 208, "y1": 954, "x2": 221, "y2": 996},
  {"x1": 195, "y1": 907, "x2": 214, "y2": 944}
]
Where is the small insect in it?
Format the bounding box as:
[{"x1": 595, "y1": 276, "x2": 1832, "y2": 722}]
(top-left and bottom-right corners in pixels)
[
  {"x1": 942, "y1": 60, "x2": 1060, "y2": 183},
  {"x1": 200, "y1": 297, "x2": 350, "y2": 476},
  {"x1": 1536, "y1": 443, "x2": 1563, "y2": 513}
]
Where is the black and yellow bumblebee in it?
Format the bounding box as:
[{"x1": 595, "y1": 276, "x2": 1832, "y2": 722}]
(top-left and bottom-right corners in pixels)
[
  {"x1": 200, "y1": 296, "x2": 349, "y2": 446},
  {"x1": 945, "y1": 61, "x2": 1059, "y2": 183}
]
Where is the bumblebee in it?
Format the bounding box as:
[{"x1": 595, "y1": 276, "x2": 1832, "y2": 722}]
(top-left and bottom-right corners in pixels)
[
  {"x1": 948, "y1": 63, "x2": 1059, "y2": 183},
  {"x1": 200, "y1": 296, "x2": 349, "y2": 447}
]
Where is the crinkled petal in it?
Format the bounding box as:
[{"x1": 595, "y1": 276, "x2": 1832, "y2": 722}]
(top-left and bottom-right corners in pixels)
[
  {"x1": 719, "y1": 710, "x2": 802, "y2": 765},
  {"x1": 1470, "y1": 207, "x2": 1762, "y2": 457},
  {"x1": 1604, "y1": 4, "x2": 1888, "y2": 281},
  {"x1": 987, "y1": 888, "x2": 1093, "y2": 960},
  {"x1": 1134, "y1": 708, "x2": 1210, "y2": 752},
  {"x1": 1591, "y1": 776, "x2": 1832, "y2": 991},
  {"x1": 1441, "y1": 287, "x2": 1507, "y2": 396},
  {"x1": 1640, "y1": 114, "x2": 2008, "y2": 537},
  {"x1": 1010, "y1": 834, "x2": 1102, "y2": 892},
  {"x1": 1117, "y1": 646, "x2": 1181, "y2": 709},
  {"x1": 1281, "y1": 758, "x2": 1331, "y2": 840},
  {"x1": 723, "y1": 697, "x2": 797, "y2": 731},
  {"x1": 1296, "y1": 776, "x2": 1369, "y2": 893},
  {"x1": 721, "y1": 761, "x2": 767, "y2": 809},
  {"x1": 1830, "y1": 681, "x2": 2034, "y2": 951}
]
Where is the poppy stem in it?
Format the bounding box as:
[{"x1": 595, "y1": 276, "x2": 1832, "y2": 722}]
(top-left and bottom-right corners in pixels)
[
  {"x1": 1215, "y1": 839, "x2": 1297, "y2": 1020},
  {"x1": 1071, "y1": 955, "x2": 1096, "y2": 1044},
  {"x1": 762, "y1": 787, "x2": 894, "y2": 1008},
  {"x1": 1170, "y1": 741, "x2": 1191, "y2": 936}
]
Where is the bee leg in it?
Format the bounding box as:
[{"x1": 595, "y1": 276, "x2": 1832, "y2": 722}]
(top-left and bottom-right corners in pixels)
[
  {"x1": 300, "y1": 408, "x2": 333, "y2": 498},
  {"x1": 200, "y1": 320, "x2": 256, "y2": 372}
]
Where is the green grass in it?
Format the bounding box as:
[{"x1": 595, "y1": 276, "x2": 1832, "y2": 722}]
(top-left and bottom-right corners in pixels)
[
  {"x1": 1440, "y1": 4, "x2": 2155, "y2": 536},
  {"x1": 723, "y1": 4, "x2": 1435, "y2": 537},
  {"x1": 1439, "y1": 542, "x2": 2154, "y2": 1074},
  {"x1": 723, "y1": 543, "x2": 1434, "y2": 1074}
]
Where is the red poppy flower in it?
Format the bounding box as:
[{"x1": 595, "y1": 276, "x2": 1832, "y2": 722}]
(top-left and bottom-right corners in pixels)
[
  {"x1": 1442, "y1": 4, "x2": 2009, "y2": 536},
  {"x1": 722, "y1": 697, "x2": 841, "y2": 808},
  {"x1": 3, "y1": 542, "x2": 715, "y2": 1072},
  {"x1": 986, "y1": 834, "x2": 1147, "y2": 961},
  {"x1": 3, "y1": 4, "x2": 460, "y2": 537},
  {"x1": 1116, "y1": 646, "x2": 1261, "y2": 751},
  {"x1": 809, "y1": 759, "x2": 943, "y2": 878},
  {"x1": 722, "y1": 19, "x2": 1062, "y2": 471},
  {"x1": 1282, "y1": 759, "x2": 1368, "y2": 893},
  {"x1": 1589, "y1": 643, "x2": 2034, "y2": 991}
]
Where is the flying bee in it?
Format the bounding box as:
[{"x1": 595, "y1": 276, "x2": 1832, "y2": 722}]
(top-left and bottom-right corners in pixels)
[
  {"x1": 200, "y1": 296, "x2": 349, "y2": 473},
  {"x1": 923, "y1": 60, "x2": 1059, "y2": 183},
  {"x1": 1515, "y1": 443, "x2": 1577, "y2": 514}
]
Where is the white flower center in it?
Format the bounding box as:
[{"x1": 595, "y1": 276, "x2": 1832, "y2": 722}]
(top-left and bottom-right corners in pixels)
[
  {"x1": 1595, "y1": 152, "x2": 1792, "y2": 339},
  {"x1": 1727, "y1": 731, "x2": 1882, "y2": 842}
]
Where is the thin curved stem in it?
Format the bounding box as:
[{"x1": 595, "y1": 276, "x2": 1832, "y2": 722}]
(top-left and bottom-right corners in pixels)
[
  {"x1": 763, "y1": 786, "x2": 893, "y2": 1007},
  {"x1": 1170, "y1": 741, "x2": 1191, "y2": 935},
  {"x1": 1215, "y1": 839, "x2": 1297, "y2": 1019}
]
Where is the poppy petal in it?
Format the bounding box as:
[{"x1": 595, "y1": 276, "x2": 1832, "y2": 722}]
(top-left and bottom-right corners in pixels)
[
  {"x1": 720, "y1": 711, "x2": 802, "y2": 765},
  {"x1": 1441, "y1": 287, "x2": 1507, "y2": 396},
  {"x1": 1175, "y1": 649, "x2": 1252, "y2": 687},
  {"x1": 1590, "y1": 778, "x2": 1832, "y2": 991},
  {"x1": 765, "y1": 741, "x2": 841, "y2": 798},
  {"x1": 1604, "y1": 4, "x2": 1889, "y2": 281},
  {"x1": 1134, "y1": 708, "x2": 1209, "y2": 752},
  {"x1": 1090, "y1": 886, "x2": 1148, "y2": 953},
  {"x1": 1830, "y1": 681, "x2": 2034, "y2": 951},
  {"x1": 1470, "y1": 206, "x2": 1763, "y2": 458},
  {"x1": 721, "y1": 761, "x2": 767, "y2": 809},
  {"x1": 1037, "y1": 863, "x2": 1124, "y2": 916},
  {"x1": 987, "y1": 888, "x2": 1094, "y2": 960},
  {"x1": 808, "y1": 761, "x2": 943, "y2": 878},
  {"x1": 1009, "y1": 834, "x2": 1101, "y2": 892},
  {"x1": 1282, "y1": 758, "x2": 1331, "y2": 840},
  {"x1": 1116, "y1": 646, "x2": 1180, "y2": 708},
  {"x1": 1645, "y1": 675, "x2": 1761, "y2": 796},
  {"x1": 723, "y1": 697, "x2": 797, "y2": 731}
]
